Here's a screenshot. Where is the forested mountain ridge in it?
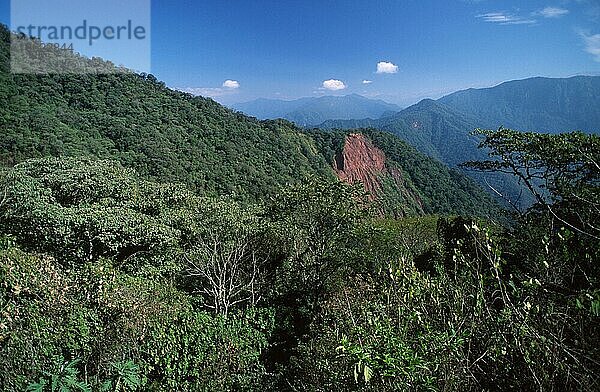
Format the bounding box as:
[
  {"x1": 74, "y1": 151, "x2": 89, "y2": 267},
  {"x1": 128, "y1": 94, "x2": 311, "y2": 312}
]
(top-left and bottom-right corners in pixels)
[
  {"x1": 439, "y1": 76, "x2": 600, "y2": 133},
  {"x1": 232, "y1": 94, "x2": 401, "y2": 126},
  {"x1": 0, "y1": 24, "x2": 496, "y2": 217},
  {"x1": 318, "y1": 98, "x2": 554, "y2": 207},
  {"x1": 317, "y1": 100, "x2": 525, "y2": 205},
  {"x1": 0, "y1": 27, "x2": 335, "y2": 201}
]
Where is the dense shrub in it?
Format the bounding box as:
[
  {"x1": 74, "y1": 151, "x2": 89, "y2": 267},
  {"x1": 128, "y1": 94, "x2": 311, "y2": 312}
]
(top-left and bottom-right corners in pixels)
[{"x1": 0, "y1": 130, "x2": 598, "y2": 391}]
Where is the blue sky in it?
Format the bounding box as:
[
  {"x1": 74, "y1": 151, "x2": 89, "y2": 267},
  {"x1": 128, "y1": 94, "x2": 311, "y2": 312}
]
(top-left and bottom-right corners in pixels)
[{"x1": 1, "y1": 0, "x2": 599, "y2": 106}]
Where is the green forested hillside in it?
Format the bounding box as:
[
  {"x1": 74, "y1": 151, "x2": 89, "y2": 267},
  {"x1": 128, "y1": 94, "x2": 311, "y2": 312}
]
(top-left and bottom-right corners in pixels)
[
  {"x1": 0, "y1": 27, "x2": 335, "y2": 201},
  {"x1": 0, "y1": 24, "x2": 497, "y2": 217},
  {"x1": 319, "y1": 100, "x2": 533, "y2": 207},
  {"x1": 309, "y1": 128, "x2": 498, "y2": 217}
]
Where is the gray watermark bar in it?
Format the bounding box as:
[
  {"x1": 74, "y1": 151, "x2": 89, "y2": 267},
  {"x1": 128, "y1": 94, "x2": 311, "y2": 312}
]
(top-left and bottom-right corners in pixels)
[{"x1": 10, "y1": 0, "x2": 151, "y2": 74}]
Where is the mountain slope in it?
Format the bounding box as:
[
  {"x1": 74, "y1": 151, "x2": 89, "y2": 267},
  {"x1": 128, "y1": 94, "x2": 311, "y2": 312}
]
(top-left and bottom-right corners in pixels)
[
  {"x1": 310, "y1": 129, "x2": 497, "y2": 217},
  {"x1": 438, "y1": 76, "x2": 600, "y2": 133},
  {"x1": 319, "y1": 76, "x2": 600, "y2": 206},
  {"x1": 319, "y1": 99, "x2": 485, "y2": 166},
  {"x1": 0, "y1": 28, "x2": 335, "y2": 201},
  {"x1": 319, "y1": 100, "x2": 530, "y2": 207},
  {"x1": 233, "y1": 94, "x2": 401, "y2": 126},
  {"x1": 0, "y1": 24, "x2": 496, "y2": 217}
]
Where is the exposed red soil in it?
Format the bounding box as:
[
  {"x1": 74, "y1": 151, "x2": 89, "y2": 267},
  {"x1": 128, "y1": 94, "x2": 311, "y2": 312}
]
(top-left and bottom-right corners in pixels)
[
  {"x1": 333, "y1": 133, "x2": 424, "y2": 215},
  {"x1": 333, "y1": 133, "x2": 386, "y2": 198}
]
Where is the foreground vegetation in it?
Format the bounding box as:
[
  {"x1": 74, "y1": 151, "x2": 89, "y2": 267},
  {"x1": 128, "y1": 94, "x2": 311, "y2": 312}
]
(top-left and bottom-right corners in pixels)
[{"x1": 0, "y1": 129, "x2": 598, "y2": 391}]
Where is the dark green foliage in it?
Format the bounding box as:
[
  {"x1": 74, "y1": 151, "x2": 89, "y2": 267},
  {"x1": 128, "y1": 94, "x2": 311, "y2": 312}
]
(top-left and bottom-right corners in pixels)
[
  {"x1": 100, "y1": 361, "x2": 144, "y2": 392},
  {"x1": 365, "y1": 129, "x2": 500, "y2": 217},
  {"x1": 265, "y1": 178, "x2": 370, "y2": 293},
  {"x1": 289, "y1": 215, "x2": 599, "y2": 390},
  {"x1": 0, "y1": 157, "x2": 185, "y2": 268},
  {"x1": 259, "y1": 179, "x2": 372, "y2": 376},
  {"x1": 26, "y1": 358, "x2": 92, "y2": 392},
  {"x1": 0, "y1": 244, "x2": 272, "y2": 391}
]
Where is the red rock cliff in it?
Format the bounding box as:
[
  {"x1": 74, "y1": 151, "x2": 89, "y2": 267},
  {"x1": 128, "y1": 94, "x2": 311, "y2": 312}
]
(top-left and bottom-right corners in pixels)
[
  {"x1": 333, "y1": 133, "x2": 424, "y2": 214},
  {"x1": 333, "y1": 133, "x2": 386, "y2": 198}
]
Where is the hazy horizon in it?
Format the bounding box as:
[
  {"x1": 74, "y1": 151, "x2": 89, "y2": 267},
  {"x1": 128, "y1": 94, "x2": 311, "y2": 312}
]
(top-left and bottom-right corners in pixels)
[{"x1": 230, "y1": 73, "x2": 600, "y2": 108}]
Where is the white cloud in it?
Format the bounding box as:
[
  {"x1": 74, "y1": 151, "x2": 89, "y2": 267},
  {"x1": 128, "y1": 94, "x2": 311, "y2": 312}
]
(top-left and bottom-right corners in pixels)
[
  {"x1": 322, "y1": 79, "x2": 346, "y2": 91},
  {"x1": 222, "y1": 80, "x2": 240, "y2": 89},
  {"x1": 580, "y1": 31, "x2": 600, "y2": 62},
  {"x1": 177, "y1": 79, "x2": 240, "y2": 98},
  {"x1": 362, "y1": 80, "x2": 373, "y2": 84},
  {"x1": 376, "y1": 61, "x2": 399, "y2": 74},
  {"x1": 536, "y1": 6, "x2": 569, "y2": 18},
  {"x1": 476, "y1": 12, "x2": 536, "y2": 25}
]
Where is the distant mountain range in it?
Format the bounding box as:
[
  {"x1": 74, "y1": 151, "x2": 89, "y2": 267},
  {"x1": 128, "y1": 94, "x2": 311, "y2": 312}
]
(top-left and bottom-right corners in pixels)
[
  {"x1": 319, "y1": 99, "x2": 483, "y2": 166},
  {"x1": 439, "y1": 76, "x2": 600, "y2": 134},
  {"x1": 232, "y1": 94, "x2": 401, "y2": 127},
  {"x1": 318, "y1": 76, "x2": 600, "y2": 207},
  {"x1": 319, "y1": 76, "x2": 600, "y2": 163},
  {"x1": 234, "y1": 76, "x2": 600, "y2": 135}
]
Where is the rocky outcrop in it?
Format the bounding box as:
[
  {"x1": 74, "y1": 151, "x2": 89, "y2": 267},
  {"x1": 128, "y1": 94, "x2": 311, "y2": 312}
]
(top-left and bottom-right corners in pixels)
[
  {"x1": 333, "y1": 133, "x2": 424, "y2": 214},
  {"x1": 333, "y1": 133, "x2": 386, "y2": 198}
]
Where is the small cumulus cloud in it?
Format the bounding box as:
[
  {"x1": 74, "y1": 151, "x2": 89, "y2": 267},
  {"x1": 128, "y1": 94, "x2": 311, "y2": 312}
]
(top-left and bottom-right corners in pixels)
[
  {"x1": 322, "y1": 79, "x2": 346, "y2": 91},
  {"x1": 362, "y1": 80, "x2": 373, "y2": 84},
  {"x1": 536, "y1": 6, "x2": 569, "y2": 18},
  {"x1": 376, "y1": 61, "x2": 398, "y2": 74},
  {"x1": 580, "y1": 31, "x2": 600, "y2": 62},
  {"x1": 222, "y1": 79, "x2": 240, "y2": 89},
  {"x1": 177, "y1": 80, "x2": 241, "y2": 99},
  {"x1": 476, "y1": 12, "x2": 536, "y2": 25}
]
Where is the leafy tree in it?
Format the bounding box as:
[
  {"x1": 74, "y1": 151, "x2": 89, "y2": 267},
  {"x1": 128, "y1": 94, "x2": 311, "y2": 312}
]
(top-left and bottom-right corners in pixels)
[
  {"x1": 0, "y1": 157, "x2": 185, "y2": 270},
  {"x1": 464, "y1": 128, "x2": 599, "y2": 238}
]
